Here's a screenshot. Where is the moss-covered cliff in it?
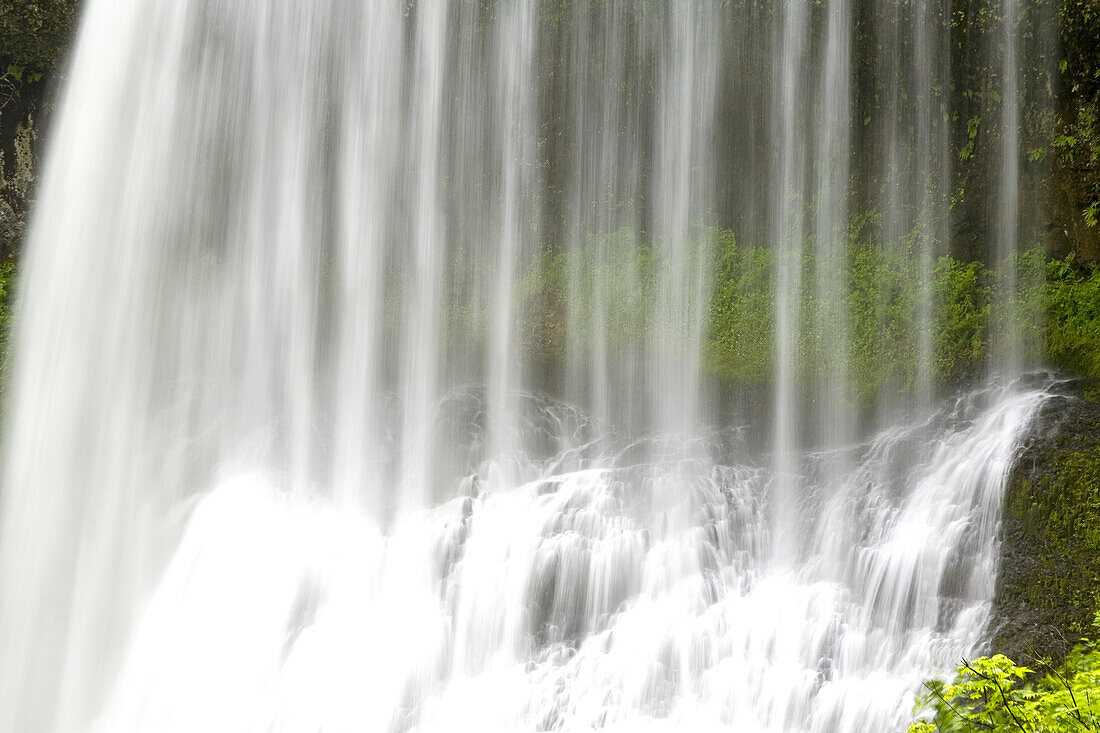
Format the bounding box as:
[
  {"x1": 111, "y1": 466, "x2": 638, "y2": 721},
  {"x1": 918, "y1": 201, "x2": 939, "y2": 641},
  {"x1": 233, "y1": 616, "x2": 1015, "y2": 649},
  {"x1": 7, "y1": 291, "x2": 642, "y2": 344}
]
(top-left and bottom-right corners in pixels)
[{"x1": 992, "y1": 378, "x2": 1100, "y2": 665}]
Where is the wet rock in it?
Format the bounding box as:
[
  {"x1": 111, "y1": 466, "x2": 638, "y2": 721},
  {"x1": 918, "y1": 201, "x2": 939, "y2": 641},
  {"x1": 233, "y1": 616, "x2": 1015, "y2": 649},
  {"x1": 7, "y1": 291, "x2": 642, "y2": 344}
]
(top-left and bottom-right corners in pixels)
[{"x1": 991, "y1": 377, "x2": 1100, "y2": 665}]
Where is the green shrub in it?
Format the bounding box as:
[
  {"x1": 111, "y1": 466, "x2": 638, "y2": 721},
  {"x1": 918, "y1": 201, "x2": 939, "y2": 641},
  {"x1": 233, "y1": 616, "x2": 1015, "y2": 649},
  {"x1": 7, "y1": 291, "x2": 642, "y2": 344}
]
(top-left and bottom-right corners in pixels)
[{"x1": 910, "y1": 639, "x2": 1100, "y2": 732}]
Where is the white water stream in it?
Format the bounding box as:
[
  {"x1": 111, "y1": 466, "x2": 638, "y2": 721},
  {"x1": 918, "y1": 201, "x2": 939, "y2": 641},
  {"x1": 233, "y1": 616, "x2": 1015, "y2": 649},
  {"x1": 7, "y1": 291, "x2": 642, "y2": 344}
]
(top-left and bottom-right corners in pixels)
[{"x1": 83, "y1": 385, "x2": 1048, "y2": 733}]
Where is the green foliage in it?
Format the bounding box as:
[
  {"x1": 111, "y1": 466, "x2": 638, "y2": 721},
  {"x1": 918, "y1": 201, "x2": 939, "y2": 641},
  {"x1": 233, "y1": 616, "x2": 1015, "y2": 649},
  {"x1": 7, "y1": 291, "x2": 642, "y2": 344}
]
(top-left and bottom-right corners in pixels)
[
  {"x1": 702, "y1": 229, "x2": 773, "y2": 384},
  {"x1": 3, "y1": 64, "x2": 42, "y2": 84},
  {"x1": 515, "y1": 227, "x2": 661, "y2": 362},
  {"x1": 845, "y1": 219, "x2": 920, "y2": 401},
  {"x1": 976, "y1": 248, "x2": 1100, "y2": 381},
  {"x1": 1044, "y1": 255, "x2": 1100, "y2": 378},
  {"x1": 933, "y1": 258, "x2": 992, "y2": 384},
  {"x1": 911, "y1": 642, "x2": 1100, "y2": 732},
  {"x1": 1008, "y1": 248, "x2": 1052, "y2": 365},
  {"x1": 1050, "y1": 104, "x2": 1100, "y2": 234},
  {"x1": 569, "y1": 227, "x2": 658, "y2": 344},
  {"x1": 515, "y1": 223, "x2": 1100, "y2": 402},
  {"x1": 516, "y1": 245, "x2": 568, "y2": 362},
  {"x1": 959, "y1": 116, "x2": 982, "y2": 162},
  {"x1": 702, "y1": 218, "x2": 1004, "y2": 401}
]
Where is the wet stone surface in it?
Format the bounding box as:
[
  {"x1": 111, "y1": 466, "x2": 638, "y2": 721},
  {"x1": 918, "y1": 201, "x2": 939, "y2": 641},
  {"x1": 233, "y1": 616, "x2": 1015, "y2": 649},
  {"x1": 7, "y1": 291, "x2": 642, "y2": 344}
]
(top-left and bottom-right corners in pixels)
[{"x1": 992, "y1": 377, "x2": 1100, "y2": 665}]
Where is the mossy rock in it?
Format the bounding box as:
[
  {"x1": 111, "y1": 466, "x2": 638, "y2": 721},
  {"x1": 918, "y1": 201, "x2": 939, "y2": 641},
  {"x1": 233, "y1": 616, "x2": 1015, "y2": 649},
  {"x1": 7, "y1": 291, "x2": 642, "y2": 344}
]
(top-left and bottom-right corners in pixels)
[{"x1": 991, "y1": 377, "x2": 1100, "y2": 665}]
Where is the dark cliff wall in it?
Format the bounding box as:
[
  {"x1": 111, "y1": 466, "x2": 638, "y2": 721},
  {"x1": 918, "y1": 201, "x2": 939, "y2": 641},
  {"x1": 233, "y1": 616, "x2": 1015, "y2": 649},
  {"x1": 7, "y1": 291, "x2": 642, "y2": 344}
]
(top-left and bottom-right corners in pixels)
[
  {"x1": 0, "y1": 0, "x2": 1097, "y2": 264},
  {"x1": 0, "y1": 0, "x2": 78, "y2": 258},
  {"x1": 1048, "y1": 0, "x2": 1100, "y2": 263}
]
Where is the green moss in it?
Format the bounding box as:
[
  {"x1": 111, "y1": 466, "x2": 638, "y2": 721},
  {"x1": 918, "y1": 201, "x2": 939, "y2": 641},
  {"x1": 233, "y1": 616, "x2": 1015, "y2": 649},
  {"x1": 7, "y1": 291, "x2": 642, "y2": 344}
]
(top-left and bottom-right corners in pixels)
[
  {"x1": 995, "y1": 388, "x2": 1100, "y2": 661},
  {"x1": 1006, "y1": 448, "x2": 1100, "y2": 554}
]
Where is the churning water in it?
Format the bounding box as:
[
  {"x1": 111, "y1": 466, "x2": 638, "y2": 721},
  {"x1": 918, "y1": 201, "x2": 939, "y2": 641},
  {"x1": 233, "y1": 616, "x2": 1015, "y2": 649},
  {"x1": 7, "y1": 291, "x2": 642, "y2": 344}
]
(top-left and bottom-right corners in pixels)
[{"x1": 0, "y1": 1, "x2": 1053, "y2": 732}]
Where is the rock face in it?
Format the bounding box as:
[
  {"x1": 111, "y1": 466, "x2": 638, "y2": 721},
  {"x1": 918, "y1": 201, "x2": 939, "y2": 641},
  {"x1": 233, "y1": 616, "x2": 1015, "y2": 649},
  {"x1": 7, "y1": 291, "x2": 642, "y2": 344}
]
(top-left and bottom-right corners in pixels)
[
  {"x1": 0, "y1": 1, "x2": 79, "y2": 75},
  {"x1": 0, "y1": 0, "x2": 79, "y2": 258},
  {"x1": 0, "y1": 81, "x2": 43, "y2": 259},
  {"x1": 991, "y1": 377, "x2": 1100, "y2": 665}
]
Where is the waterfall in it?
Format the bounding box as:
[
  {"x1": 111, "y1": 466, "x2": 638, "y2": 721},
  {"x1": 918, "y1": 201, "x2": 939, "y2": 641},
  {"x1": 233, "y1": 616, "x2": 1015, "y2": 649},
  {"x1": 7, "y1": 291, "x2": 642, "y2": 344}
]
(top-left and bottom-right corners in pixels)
[{"x1": 0, "y1": 1, "x2": 1054, "y2": 731}]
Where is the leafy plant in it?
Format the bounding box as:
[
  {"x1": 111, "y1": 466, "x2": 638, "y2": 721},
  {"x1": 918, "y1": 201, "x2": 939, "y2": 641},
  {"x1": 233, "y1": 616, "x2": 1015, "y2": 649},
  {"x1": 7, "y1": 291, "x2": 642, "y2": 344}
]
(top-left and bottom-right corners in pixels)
[{"x1": 910, "y1": 642, "x2": 1100, "y2": 732}]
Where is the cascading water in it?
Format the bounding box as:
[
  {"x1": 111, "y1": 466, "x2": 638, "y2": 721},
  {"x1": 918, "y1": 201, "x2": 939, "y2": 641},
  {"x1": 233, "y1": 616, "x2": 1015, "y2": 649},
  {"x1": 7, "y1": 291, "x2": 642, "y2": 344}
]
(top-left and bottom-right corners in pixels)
[{"x1": 0, "y1": 1, "x2": 1055, "y2": 732}]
